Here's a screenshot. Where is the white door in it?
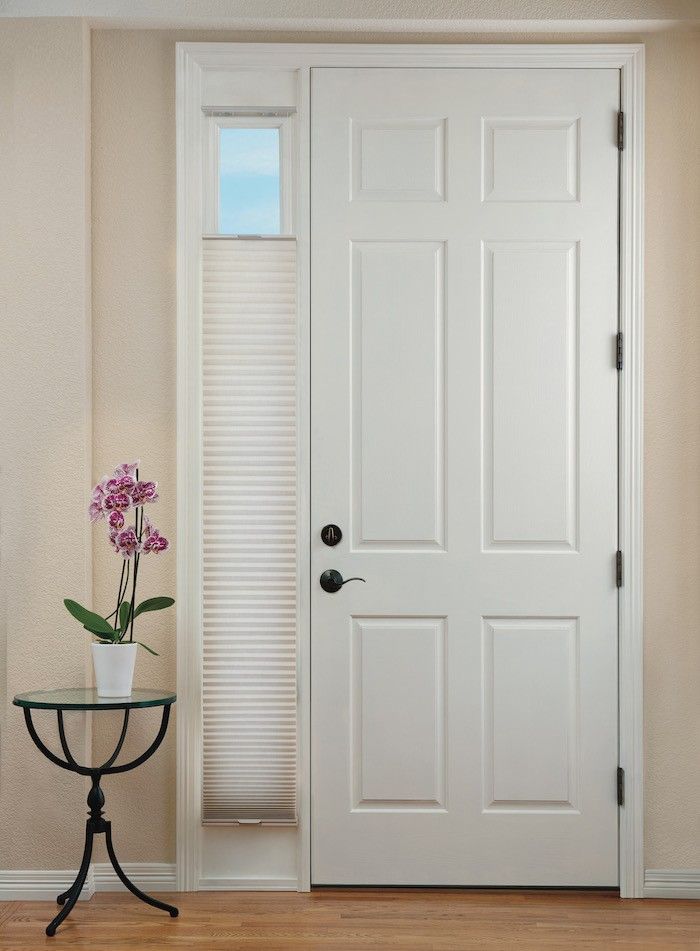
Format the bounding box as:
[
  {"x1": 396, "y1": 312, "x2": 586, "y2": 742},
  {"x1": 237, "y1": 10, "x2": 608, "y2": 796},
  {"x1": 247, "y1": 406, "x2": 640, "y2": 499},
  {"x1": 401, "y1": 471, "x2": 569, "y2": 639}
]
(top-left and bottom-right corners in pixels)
[{"x1": 311, "y1": 67, "x2": 619, "y2": 886}]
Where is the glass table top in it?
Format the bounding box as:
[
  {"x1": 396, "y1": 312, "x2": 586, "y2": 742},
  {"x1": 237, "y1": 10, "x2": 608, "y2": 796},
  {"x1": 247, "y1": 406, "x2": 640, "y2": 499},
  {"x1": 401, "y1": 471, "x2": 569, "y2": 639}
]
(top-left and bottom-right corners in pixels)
[{"x1": 13, "y1": 688, "x2": 176, "y2": 711}]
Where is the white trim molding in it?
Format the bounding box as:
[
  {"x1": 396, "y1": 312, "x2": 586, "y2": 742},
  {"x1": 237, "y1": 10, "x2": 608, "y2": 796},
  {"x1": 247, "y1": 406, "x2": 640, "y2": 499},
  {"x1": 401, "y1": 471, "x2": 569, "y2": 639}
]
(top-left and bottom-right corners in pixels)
[
  {"x1": 93, "y1": 863, "x2": 177, "y2": 893},
  {"x1": 0, "y1": 864, "x2": 176, "y2": 901},
  {"x1": 177, "y1": 40, "x2": 647, "y2": 71},
  {"x1": 644, "y1": 870, "x2": 700, "y2": 900},
  {"x1": 0, "y1": 869, "x2": 95, "y2": 903},
  {"x1": 177, "y1": 41, "x2": 645, "y2": 898},
  {"x1": 176, "y1": 40, "x2": 204, "y2": 893},
  {"x1": 617, "y1": 42, "x2": 645, "y2": 900}
]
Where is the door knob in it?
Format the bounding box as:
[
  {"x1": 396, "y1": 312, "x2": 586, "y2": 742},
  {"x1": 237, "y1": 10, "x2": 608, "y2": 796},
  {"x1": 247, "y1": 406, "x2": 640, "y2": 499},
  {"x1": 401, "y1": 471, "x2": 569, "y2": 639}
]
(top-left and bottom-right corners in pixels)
[{"x1": 320, "y1": 570, "x2": 366, "y2": 593}]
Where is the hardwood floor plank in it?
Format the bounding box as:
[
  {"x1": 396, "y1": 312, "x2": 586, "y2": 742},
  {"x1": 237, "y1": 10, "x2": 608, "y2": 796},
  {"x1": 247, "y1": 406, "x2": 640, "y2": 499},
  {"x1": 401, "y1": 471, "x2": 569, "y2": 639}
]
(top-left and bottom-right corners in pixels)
[{"x1": 0, "y1": 890, "x2": 699, "y2": 950}]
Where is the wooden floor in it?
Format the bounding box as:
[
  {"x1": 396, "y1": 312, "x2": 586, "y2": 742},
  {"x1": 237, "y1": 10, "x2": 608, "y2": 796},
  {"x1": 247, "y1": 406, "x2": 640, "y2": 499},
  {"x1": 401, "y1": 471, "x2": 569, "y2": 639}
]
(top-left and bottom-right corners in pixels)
[{"x1": 1, "y1": 889, "x2": 700, "y2": 950}]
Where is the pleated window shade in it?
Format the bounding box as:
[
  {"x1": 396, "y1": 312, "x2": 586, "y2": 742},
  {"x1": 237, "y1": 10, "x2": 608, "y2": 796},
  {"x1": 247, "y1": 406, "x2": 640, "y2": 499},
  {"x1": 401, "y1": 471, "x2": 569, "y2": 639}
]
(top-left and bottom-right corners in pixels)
[{"x1": 201, "y1": 238, "x2": 297, "y2": 824}]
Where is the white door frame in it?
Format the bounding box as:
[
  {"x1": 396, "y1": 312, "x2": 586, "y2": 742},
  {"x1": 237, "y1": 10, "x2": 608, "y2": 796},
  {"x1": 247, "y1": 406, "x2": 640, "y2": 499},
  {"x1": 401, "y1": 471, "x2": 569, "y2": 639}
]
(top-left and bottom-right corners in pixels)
[{"x1": 176, "y1": 41, "x2": 644, "y2": 897}]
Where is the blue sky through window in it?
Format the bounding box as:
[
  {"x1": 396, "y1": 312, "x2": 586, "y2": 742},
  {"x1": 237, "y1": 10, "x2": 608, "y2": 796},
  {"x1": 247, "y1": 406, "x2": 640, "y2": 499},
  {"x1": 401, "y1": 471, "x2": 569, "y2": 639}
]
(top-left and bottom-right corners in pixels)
[{"x1": 219, "y1": 127, "x2": 281, "y2": 234}]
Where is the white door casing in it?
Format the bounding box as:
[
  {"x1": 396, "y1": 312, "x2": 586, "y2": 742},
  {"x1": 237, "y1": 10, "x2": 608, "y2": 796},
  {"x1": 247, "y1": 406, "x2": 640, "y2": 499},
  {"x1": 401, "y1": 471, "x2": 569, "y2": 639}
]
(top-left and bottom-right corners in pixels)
[
  {"x1": 311, "y1": 67, "x2": 620, "y2": 886},
  {"x1": 176, "y1": 42, "x2": 644, "y2": 896}
]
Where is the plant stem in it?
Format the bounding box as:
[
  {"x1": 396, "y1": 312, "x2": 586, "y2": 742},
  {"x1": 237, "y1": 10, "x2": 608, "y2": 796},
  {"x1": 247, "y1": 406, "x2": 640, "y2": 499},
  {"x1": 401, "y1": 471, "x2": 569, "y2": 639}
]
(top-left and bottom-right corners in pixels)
[
  {"x1": 124, "y1": 467, "x2": 140, "y2": 638},
  {"x1": 129, "y1": 558, "x2": 139, "y2": 642},
  {"x1": 129, "y1": 507, "x2": 142, "y2": 642},
  {"x1": 114, "y1": 559, "x2": 126, "y2": 629},
  {"x1": 113, "y1": 560, "x2": 130, "y2": 639},
  {"x1": 120, "y1": 560, "x2": 130, "y2": 606}
]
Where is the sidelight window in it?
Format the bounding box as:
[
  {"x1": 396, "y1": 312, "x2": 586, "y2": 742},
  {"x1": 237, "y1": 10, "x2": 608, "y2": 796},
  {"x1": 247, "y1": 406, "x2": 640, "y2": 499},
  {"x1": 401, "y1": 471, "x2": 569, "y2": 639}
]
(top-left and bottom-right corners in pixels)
[{"x1": 207, "y1": 116, "x2": 292, "y2": 236}]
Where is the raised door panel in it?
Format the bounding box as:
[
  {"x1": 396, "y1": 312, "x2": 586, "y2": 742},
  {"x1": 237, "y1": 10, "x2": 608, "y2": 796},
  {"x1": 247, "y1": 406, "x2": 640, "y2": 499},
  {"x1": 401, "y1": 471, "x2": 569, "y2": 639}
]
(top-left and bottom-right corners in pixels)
[
  {"x1": 351, "y1": 617, "x2": 446, "y2": 810},
  {"x1": 482, "y1": 117, "x2": 579, "y2": 202},
  {"x1": 482, "y1": 617, "x2": 579, "y2": 812},
  {"x1": 352, "y1": 241, "x2": 445, "y2": 550},
  {"x1": 352, "y1": 119, "x2": 446, "y2": 201},
  {"x1": 483, "y1": 241, "x2": 578, "y2": 551}
]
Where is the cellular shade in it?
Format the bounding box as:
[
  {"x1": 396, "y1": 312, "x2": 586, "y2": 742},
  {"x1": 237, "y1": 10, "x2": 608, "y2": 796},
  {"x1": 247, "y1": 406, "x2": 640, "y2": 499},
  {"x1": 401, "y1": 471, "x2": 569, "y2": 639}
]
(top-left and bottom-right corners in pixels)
[{"x1": 201, "y1": 238, "x2": 297, "y2": 823}]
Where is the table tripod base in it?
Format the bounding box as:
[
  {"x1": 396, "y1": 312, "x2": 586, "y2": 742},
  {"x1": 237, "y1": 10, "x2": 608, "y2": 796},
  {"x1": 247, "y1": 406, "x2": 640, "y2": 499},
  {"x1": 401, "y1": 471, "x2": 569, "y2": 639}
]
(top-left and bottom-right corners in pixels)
[{"x1": 46, "y1": 774, "x2": 178, "y2": 936}]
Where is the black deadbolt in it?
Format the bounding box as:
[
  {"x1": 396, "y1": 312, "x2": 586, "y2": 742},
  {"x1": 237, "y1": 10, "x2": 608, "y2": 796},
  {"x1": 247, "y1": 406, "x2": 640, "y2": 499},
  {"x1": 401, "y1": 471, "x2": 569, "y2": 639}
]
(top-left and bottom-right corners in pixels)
[
  {"x1": 321, "y1": 524, "x2": 342, "y2": 547},
  {"x1": 320, "y1": 570, "x2": 366, "y2": 593}
]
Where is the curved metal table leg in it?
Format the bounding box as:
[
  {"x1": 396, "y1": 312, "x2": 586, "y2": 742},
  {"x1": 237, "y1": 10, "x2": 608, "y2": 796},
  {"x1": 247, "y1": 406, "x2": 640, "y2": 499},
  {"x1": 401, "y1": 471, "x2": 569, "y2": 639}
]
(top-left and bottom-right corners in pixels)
[
  {"x1": 56, "y1": 886, "x2": 72, "y2": 906},
  {"x1": 105, "y1": 822, "x2": 178, "y2": 917},
  {"x1": 47, "y1": 827, "x2": 94, "y2": 936}
]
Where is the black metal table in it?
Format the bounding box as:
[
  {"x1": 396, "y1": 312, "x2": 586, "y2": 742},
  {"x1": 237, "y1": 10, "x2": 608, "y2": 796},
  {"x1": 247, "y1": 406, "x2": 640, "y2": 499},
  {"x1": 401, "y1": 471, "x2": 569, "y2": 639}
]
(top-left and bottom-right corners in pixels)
[{"x1": 13, "y1": 688, "x2": 178, "y2": 937}]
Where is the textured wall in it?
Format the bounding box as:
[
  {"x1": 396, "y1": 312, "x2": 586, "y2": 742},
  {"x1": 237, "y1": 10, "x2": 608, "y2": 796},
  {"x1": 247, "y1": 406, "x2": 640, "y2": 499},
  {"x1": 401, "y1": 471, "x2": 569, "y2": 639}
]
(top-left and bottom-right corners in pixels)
[
  {"x1": 0, "y1": 19, "x2": 92, "y2": 869},
  {"x1": 3, "y1": 0, "x2": 700, "y2": 24},
  {"x1": 643, "y1": 30, "x2": 700, "y2": 868},
  {"x1": 90, "y1": 30, "x2": 177, "y2": 864}
]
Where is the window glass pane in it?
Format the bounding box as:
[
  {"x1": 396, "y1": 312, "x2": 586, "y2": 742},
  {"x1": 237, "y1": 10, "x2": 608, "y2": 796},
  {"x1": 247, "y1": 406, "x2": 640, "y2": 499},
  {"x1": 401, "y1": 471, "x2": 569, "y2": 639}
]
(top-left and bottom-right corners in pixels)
[{"x1": 218, "y1": 127, "x2": 281, "y2": 234}]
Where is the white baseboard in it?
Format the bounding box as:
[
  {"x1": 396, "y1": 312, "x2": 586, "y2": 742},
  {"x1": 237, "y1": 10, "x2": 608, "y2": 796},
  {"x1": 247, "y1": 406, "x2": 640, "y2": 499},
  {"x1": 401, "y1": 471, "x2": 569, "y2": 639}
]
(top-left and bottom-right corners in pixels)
[
  {"x1": 0, "y1": 864, "x2": 176, "y2": 901},
  {"x1": 0, "y1": 869, "x2": 95, "y2": 902},
  {"x1": 7, "y1": 868, "x2": 696, "y2": 899},
  {"x1": 198, "y1": 876, "x2": 297, "y2": 891},
  {"x1": 644, "y1": 869, "x2": 700, "y2": 899},
  {"x1": 93, "y1": 862, "x2": 177, "y2": 892},
  {"x1": 0, "y1": 866, "x2": 294, "y2": 899}
]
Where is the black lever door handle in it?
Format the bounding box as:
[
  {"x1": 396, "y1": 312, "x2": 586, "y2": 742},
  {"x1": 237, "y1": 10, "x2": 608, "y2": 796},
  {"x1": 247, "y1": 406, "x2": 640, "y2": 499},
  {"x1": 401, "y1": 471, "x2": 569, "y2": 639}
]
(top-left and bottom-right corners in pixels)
[{"x1": 320, "y1": 570, "x2": 366, "y2": 593}]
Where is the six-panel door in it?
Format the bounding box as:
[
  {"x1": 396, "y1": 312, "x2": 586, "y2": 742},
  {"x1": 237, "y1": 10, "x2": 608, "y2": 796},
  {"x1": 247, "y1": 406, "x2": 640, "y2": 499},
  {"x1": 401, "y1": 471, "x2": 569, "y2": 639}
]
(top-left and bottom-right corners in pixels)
[{"x1": 311, "y1": 67, "x2": 619, "y2": 886}]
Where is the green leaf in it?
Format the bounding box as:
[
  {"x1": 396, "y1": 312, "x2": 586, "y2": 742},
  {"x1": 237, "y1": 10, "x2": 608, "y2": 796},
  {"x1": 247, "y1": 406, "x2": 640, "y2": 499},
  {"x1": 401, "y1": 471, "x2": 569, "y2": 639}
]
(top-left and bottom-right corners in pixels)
[
  {"x1": 133, "y1": 597, "x2": 175, "y2": 619},
  {"x1": 119, "y1": 600, "x2": 132, "y2": 633},
  {"x1": 135, "y1": 641, "x2": 159, "y2": 656},
  {"x1": 64, "y1": 599, "x2": 114, "y2": 634}
]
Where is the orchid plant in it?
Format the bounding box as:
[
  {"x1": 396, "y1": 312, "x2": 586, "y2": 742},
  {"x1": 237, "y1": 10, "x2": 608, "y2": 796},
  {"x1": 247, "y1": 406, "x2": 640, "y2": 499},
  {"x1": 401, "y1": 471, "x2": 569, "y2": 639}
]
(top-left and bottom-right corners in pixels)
[{"x1": 64, "y1": 461, "x2": 174, "y2": 655}]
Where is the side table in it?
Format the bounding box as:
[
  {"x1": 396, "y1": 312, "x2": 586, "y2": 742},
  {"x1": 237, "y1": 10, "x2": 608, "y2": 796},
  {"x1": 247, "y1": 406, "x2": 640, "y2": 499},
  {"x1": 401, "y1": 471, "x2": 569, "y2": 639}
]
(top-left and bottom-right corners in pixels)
[{"x1": 13, "y1": 687, "x2": 178, "y2": 936}]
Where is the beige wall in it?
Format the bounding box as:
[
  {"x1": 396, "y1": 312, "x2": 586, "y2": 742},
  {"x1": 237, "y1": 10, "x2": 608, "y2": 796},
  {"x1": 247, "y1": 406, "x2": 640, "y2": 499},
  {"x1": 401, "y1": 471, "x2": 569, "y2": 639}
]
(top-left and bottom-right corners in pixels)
[
  {"x1": 1, "y1": 17, "x2": 698, "y2": 875},
  {"x1": 643, "y1": 30, "x2": 700, "y2": 868},
  {"x1": 90, "y1": 29, "x2": 178, "y2": 865},
  {"x1": 0, "y1": 19, "x2": 92, "y2": 869}
]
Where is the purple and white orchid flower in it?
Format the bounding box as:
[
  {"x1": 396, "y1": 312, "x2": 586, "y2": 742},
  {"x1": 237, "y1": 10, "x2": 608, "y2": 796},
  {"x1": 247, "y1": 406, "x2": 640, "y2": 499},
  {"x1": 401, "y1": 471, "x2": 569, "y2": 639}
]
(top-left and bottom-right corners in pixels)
[{"x1": 67, "y1": 461, "x2": 174, "y2": 654}]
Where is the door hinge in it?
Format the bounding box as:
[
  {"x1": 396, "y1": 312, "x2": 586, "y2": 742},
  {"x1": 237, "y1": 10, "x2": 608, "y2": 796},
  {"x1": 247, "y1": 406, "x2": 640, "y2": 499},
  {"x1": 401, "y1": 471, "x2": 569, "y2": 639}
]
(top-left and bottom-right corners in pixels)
[
  {"x1": 616, "y1": 550, "x2": 623, "y2": 587},
  {"x1": 617, "y1": 111, "x2": 625, "y2": 151},
  {"x1": 616, "y1": 331, "x2": 624, "y2": 371},
  {"x1": 617, "y1": 766, "x2": 625, "y2": 806}
]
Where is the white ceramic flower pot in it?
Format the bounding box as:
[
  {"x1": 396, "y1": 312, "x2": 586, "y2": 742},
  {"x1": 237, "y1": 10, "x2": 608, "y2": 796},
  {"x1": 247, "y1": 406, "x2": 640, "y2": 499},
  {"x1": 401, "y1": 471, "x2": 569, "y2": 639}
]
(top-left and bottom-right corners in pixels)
[{"x1": 91, "y1": 642, "x2": 137, "y2": 697}]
